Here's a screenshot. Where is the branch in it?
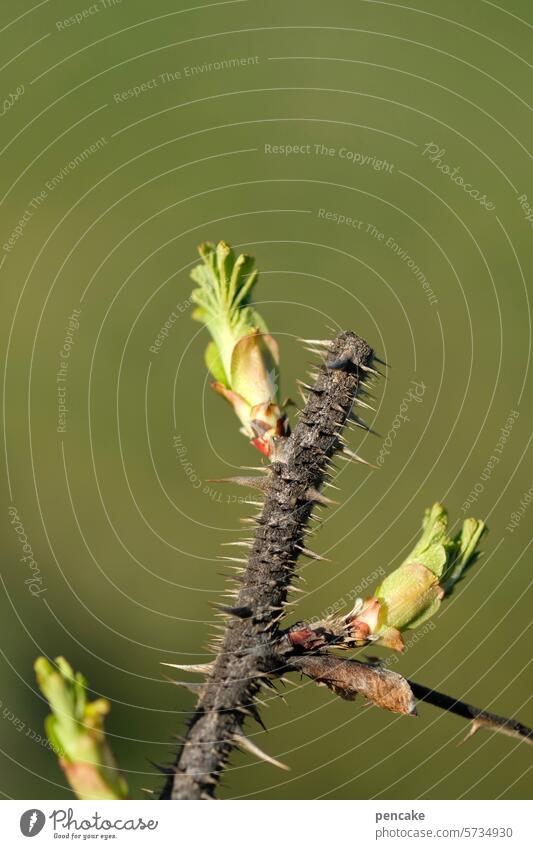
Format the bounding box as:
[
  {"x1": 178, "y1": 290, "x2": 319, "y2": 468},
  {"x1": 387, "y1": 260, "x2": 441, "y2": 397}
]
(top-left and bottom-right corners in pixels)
[
  {"x1": 285, "y1": 654, "x2": 532, "y2": 745},
  {"x1": 407, "y1": 679, "x2": 533, "y2": 745},
  {"x1": 160, "y1": 328, "x2": 531, "y2": 801},
  {"x1": 160, "y1": 330, "x2": 376, "y2": 799}
]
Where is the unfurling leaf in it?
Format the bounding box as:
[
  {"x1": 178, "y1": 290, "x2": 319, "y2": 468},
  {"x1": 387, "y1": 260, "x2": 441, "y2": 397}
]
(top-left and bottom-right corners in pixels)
[
  {"x1": 291, "y1": 655, "x2": 417, "y2": 715},
  {"x1": 34, "y1": 657, "x2": 128, "y2": 800},
  {"x1": 190, "y1": 240, "x2": 290, "y2": 455},
  {"x1": 346, "y1": 503, "x2": 486, "y2": 651}
]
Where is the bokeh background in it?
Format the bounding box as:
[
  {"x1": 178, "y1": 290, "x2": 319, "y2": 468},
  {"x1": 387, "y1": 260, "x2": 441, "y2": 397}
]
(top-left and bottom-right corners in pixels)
[{"x1": 1, "y1": 0, "x2": 532, "y2": 800}]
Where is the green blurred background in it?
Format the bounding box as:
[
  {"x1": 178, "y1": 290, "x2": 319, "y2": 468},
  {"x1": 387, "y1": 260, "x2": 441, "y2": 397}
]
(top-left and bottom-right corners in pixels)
[{"x1": 1, "y1": 0, "x2": 531, "y2": 800}]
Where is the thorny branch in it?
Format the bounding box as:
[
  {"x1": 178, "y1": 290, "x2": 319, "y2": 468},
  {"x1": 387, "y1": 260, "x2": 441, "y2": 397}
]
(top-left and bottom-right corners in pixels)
[
  {"x1": 160, "y1": 330, "x2": 531, "y2": 800},
  {"x1": 161, "y1": 330, "x2": 375, "y2": 798}
]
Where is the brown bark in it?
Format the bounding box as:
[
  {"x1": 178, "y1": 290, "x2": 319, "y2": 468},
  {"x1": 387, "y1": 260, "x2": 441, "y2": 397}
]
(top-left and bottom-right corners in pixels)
[{"x1": 161, "y1": 331, "x2": 375, "y2": 799}]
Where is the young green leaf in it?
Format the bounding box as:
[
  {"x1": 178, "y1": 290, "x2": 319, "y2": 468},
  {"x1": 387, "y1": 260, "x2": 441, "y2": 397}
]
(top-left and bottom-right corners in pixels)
[
  {"x1": 347, "y1": 503, "x2": 486, "y2": 650},
  {"x1": 35, "y1": 656, "x2": 128, "y2": 800},
  {"x1": 190, "y1": 240, "x2": 290, "y2": 455}
]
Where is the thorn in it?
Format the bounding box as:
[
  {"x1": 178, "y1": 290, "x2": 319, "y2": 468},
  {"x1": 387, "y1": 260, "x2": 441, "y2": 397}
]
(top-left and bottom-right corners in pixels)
[
  {"x1": 298, "y1": 338, "x2": 333, "y2": 349},
  {"x1": 277, "y1": 676, "x2": 296, "y2": 688},
  {"x1": 217, "y1": 556, "x2": 248, "y2": 564},
  {"x1": 347, "y1": 412, "x2": 379, "y2": 435},
  {"x1": 218, "y1": 564, "x2": 245, "y2": 575},
  {"x1": 296, "y1": 378, "x2": 323, "y2": 395},
  {"x1": 459, "y1": 720, "x2": 482, "y2": 746},
  {"x1": 363, "y1": 655, "x2": 383, "y2": 667},
  {"x1": 147, "y1": 759, "x2": 175, "y2": 776},
  {"x1": 360, "y1": 364, "x2": 383, "y2": 377},
  {"x1": 221, "y1": 540, "x2": 253, "y2": 548},
  {"x1": 297, "y1": 545, "x2": 330, "y2": 562},
  {"x1": 259, "y1": 678, "x2": 285, "y2": 701},
  {"x1": 305, "y1": 487, "x2": 338, "y2": 506},
  {"x1": 221, "y1": 590, "x2": 240, "y2": 600},
  {"x1": 248, "y1": 702, "x2": 267, "y2": 729},
  {"x1": 207, "y1": 476, "x2": 269, "y2": 492},
  {"x1": 266, "y1": 611, "x2": 285, "y2": 626},
  {"x1": 164, "y1": 677, "x2": 205, "y2": 695},
  {"x1": 326, "y1": 356, "x2": 353, "y2": 370},
  {"x1": 221, "y1": 573, "x2": 245, "y2": 583},
  {"x1": 354, "y1": 398, "x2": 376, "y2": 411},
  {"x1": 212, "y1": 603, "x2": 253, "y2": 619},
  {"x1": 161, "y1": 662, "x2": 214, "y2": 675},
  {"x1": 341, "y1": 447, "x2": 379, "y2": 469},
  {"x1": 236, "y1": 703, "x2": 267, "y2": 730},
  {"x1": 233, "y1": 730, "x2": 290, "y2": 771}
]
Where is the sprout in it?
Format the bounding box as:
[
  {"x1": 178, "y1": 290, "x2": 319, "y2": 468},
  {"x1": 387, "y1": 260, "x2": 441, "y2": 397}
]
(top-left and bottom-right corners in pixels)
[
  {"x1": 348, "y1": 504, "x2": 486, "y2": 650},
  {"x1": 190, "y1": 241, "x2": 290, "y2": 456},
  {"x1": 34, "y1": 657, "x2": 128, "y2": 800}
]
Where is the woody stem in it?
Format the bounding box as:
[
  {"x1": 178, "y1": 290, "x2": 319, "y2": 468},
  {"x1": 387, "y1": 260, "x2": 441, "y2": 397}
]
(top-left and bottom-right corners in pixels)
[{"x1": 160, "y1": 330, "x2": 375, "y2": 799}]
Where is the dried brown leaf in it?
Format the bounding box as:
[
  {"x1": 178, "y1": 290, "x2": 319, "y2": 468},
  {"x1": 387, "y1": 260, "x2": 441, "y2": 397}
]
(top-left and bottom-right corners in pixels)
[{"x1": 291, "y1": 655, "x2": 417, "y2": 716}]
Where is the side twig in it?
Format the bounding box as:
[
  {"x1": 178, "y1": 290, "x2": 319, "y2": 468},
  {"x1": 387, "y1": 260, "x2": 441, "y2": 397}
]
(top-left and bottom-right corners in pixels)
[
  {"x1": 407, "y1": 680, "x2": 533, "y2": 745},
  {"x1": 281, "y1": 654, "x2": 532, "y2": 744}
]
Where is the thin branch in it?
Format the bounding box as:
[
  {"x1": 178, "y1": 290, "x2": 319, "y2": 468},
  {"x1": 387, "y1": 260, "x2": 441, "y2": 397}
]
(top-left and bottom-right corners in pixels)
[
  {"x1": 160, "y1": 331, "x2": 375, "y2": 799},
  {"x1": 285, "y1": 654, "x2": 533, "y2": 746},
  {"x1": 407, "y1": 679, "x2": 533, "y2": 745}
]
